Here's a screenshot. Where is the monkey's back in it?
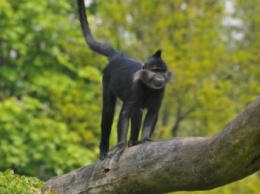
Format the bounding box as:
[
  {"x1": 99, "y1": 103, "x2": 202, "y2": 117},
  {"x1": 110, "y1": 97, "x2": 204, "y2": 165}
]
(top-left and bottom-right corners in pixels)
[{"x1": 103, "y1": 56, "x2": 142, "y2": 101}]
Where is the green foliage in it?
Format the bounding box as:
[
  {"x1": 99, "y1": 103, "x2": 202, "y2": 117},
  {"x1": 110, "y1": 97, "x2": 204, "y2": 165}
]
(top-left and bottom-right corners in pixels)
[
  {"x1": 0, "y1": 0, "x2": 100, "y2": 179},
  {"x1": 0, "y1": 97, "x2": 95, "y2": 179},
  {"x1": 0, "y1": 169, "x2": 47, "y2": 194}
]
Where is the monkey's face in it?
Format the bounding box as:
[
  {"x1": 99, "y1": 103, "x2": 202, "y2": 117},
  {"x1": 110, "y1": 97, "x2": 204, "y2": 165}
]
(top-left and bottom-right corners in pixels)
[
  {"x1": 134, "y1": 50, "x2": 172, "y2": 89},
  {"x1": 133, "y1": 68, "x2": 172, "y2": 89},
  {"x1": 149, "y1": 70, "x2": 172, "y2": 89},
  {"x1": 133, "y1": 50, "x2": 172, "y2": 89},
  {"x1": 143, "y1": 49, "x2": 172, "y2": 89}
]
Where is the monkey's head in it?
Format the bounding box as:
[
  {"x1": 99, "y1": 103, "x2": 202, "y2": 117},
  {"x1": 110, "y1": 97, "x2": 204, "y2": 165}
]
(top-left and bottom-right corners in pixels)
[{"x1": 133, "y1": 50, "x2": 172, "y2": 89}]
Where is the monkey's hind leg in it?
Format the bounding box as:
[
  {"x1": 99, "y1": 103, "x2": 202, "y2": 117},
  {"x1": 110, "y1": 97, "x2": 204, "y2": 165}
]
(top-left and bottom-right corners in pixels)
[
  {"x1": 100, "y1": 93, "x2": 116, "y2": 160},
  {"x1": 107, "y1": 102, "x2": 130, "y2": 160},
  {"x1": 128, "y1": 109, "x2": 142, "y2": 147}
]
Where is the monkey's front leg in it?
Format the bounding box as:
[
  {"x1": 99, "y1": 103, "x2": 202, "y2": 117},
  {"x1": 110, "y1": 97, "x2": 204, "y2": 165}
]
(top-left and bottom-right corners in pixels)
[
  {"x1": 107, "y1": 106, "x2": 130, "y2": 159},
  {"x1": 141, "y1": 111, "x2": 158, "y2": 142}
]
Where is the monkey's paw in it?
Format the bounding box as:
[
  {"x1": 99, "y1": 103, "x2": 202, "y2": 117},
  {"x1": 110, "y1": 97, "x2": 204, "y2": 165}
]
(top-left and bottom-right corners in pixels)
[
  {"x1": 142, "y1": 138, "x2": 153, "y2": 143},
  {"x1": 107, "y1": 142, "x2": 126, "y2": 159},
  {"x1": 100, "y1": 152, "x2": 108, "y2": 161},
  {"x1": 128, "y1": 140, "x2": 141, "y2": 147}
]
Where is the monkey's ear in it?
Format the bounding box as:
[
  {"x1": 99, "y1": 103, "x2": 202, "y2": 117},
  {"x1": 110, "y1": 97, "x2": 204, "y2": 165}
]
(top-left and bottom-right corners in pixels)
[{"x1": 153, "y1": 49, "x2": 162, "y2": 58}]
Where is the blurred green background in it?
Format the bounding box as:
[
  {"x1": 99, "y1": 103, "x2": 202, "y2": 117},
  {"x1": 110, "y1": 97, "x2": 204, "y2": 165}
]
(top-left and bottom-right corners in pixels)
[{"x1": 0, "y1": 0, "x2": 259, "y2": 193}]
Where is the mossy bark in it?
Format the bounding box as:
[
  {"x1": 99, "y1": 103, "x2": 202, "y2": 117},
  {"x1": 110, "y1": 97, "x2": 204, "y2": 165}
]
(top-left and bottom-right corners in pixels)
[{"x1": 42, "y1": 96, "x2": 260, "y2": 194}]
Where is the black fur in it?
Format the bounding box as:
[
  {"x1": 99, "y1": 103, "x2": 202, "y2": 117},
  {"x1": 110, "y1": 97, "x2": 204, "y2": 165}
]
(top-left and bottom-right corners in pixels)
[{"x1": 77, "y1": 0, "x2": 172, "y2": 160}]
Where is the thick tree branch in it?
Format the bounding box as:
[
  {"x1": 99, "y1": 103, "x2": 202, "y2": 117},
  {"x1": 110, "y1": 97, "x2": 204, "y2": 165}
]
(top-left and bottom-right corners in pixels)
[{"x1": 42, "y1": 96, "x2": 260, "y2": 194}]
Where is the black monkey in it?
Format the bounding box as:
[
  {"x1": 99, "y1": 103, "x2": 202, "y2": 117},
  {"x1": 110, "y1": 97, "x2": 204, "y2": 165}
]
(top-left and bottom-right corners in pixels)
[{"x1": 77, "y1": 0, "x2": 172, "y2": 160}]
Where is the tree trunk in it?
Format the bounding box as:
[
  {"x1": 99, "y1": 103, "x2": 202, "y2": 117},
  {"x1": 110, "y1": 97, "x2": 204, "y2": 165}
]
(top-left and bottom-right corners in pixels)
[{"x1": 42, "y1": 96, "x2": 260, "y2": 194}]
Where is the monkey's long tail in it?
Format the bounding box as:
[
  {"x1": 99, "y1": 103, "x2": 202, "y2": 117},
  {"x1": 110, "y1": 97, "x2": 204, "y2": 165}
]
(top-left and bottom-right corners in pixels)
[{"x1": 77, "y1": 0, "x2": 117, "y2": 58}]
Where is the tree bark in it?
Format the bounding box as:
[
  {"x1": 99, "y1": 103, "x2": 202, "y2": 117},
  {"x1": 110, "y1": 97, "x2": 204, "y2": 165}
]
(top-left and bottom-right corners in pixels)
[{"x1": 42, "y1": 96, "x2": 260, "y2": 194}]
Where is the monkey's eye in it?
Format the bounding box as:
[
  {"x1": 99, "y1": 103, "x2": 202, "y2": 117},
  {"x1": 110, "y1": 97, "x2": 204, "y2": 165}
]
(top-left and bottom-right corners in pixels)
[{"x1": 151, "y1": 67, "x2": 166, "y2": 73}]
